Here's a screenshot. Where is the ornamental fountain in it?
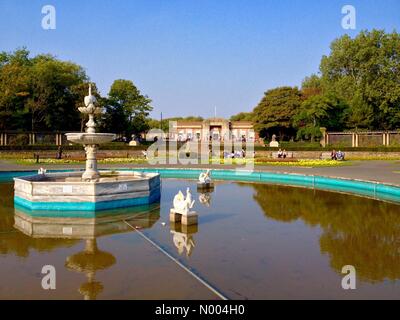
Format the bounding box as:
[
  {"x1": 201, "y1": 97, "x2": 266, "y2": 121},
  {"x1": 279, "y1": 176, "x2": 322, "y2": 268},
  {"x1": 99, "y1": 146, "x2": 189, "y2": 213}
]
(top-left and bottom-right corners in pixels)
[
  {"x1": 66, "y1": 84, "x2": 115, "y2": 181},
  {"x1": 14, "y1": 84, "x2": 160, "y2": 212}
]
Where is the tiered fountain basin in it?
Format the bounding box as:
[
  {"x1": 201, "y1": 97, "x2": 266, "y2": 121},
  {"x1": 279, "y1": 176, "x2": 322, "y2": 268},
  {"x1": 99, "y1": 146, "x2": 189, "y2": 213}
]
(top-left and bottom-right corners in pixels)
[
  {"x1": 65, "y1": 132, "x2": 116, "y2": 144},
  {"x1": 14, "y1": 171, "x2": 161, "y2": 212}
]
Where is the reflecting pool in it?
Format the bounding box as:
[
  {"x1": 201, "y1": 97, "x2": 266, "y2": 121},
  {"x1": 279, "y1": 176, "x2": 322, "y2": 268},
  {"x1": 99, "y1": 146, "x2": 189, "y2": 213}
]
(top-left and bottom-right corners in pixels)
[{"x1": 1, "y1": 178, "x2": 400, "y2": 299}]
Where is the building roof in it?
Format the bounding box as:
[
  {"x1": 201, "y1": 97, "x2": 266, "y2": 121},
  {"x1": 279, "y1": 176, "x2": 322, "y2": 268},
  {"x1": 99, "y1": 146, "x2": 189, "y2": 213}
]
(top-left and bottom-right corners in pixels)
[{"x1": 174, "y1": 119, "x2": 253, "y2": 128}]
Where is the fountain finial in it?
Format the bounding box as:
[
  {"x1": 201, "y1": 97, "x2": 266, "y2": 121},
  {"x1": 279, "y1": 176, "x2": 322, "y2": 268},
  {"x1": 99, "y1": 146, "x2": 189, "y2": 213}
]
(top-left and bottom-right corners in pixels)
[{"x1": 83, "y1": 83, "x2": 97, "y2": 110}]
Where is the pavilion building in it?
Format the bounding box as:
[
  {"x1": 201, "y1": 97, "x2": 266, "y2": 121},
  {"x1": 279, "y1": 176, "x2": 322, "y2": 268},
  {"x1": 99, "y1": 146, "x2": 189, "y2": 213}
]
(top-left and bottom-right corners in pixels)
[{"x1": 168, "y1": 118, "x2": 256, "y2": 142}]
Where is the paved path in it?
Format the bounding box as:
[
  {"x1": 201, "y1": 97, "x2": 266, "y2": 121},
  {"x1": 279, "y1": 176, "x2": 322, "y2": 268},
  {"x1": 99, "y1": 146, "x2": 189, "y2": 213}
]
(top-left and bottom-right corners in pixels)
[{"x1": 1, "y1": 160, "x2": 399, "y2": 186}]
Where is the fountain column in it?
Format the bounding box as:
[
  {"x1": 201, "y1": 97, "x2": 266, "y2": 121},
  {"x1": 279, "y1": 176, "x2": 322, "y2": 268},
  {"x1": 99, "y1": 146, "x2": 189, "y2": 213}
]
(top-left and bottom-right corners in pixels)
[
  {"x1": 82, "y1": 144, "x2": 100, "y2": 181},
  {"x1": 66, "y1": 84, "x2": 113, "y2": 182},
  {"x1": 82, "y1": 99, "x2": 100, "y2": 181}
]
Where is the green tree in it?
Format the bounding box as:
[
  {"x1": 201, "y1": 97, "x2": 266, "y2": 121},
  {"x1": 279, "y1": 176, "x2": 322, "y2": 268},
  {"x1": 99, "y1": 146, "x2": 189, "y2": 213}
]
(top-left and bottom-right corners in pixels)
[
  {"x1": 0, "y1": 48, "x2": 88, "y2": 131},
  {"x1": 347, "y1": 91, "x2": 374, "y2": 129},
  {"x1": 301, "y1": 74, "x2": 323, "y2": 99},
  {"x1": 26, "y1": 54, "x2": 87, "y2": 131},
  {"x1": 230, "y1": 112, "x2": 253, "y2": 121},
  {"x1": 294, "y1": 94, "x2": 348, "y2": 141},
  {"x1": 320, "y1": 29, "x2": 400, "y2": 130},
  {"x1": 253, "y1": 86, "x2": 303, "y2": 139},
  {"x1": 70, "y1": 82, "x2": 103, "y2": 132},
  {"x1": 0, "y1": 48, "x2": 31, "y2": 130},
  {"x1": 101, "y1": 79, "x2": 153, "y2": 138}
]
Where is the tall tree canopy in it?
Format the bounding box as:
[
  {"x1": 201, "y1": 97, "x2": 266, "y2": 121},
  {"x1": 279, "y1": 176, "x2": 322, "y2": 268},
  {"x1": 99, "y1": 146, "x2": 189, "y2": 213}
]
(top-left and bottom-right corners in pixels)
[
  {"x1": 301, "y1": 74, "x2": 323, "y2": 99},
  {"x1": 0, "y1": 48, "x2": 88, "y2": 131},
  {"x1": 101, "y1": 79, "x2": 153, "y2": 138},
  {"x1": 230, "y1": 112, "x2": 253, "y2": 121},
  {"x1": 0, "y1": 49, "x2": 154, "y2": 137},
  {"x1": 320, "y1": 29, "x2": 400, "y2": 130},
  {"x1": 294, "y1": 93, "x2": 347, "y2": 141},
  {"x1": 243, "y1": 29, "x2": 400, "y2": 141},
  {"x1": 253, "y1": 86, "x2": 303, "y2": 138}
]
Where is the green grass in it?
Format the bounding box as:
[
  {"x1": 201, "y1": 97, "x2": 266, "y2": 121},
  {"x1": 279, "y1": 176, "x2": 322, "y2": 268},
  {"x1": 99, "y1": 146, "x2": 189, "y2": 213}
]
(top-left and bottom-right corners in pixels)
[
  {"x1": 254, "y1": 159, "x2": 351, "y2": 167},
  {"x1": 15, "y1": 159, "x2": 84, "y2": 165},
  {"x1": 98, "y1": 158, "x2": 148, "y2": 164},
  {"x1": 12, "y1": 157, "x2": 350, "y2": 168},
  {"x1": 15, "y1": 157, "x2": 148, "y2": 165}
]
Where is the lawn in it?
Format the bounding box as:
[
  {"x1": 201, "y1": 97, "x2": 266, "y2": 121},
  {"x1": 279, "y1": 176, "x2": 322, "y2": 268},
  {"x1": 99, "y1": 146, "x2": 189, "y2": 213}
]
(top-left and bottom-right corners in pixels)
[
  {"x1": 13, "y1": 157, "x2": 350, "y2": 167},
  {"x1": 15, "y1": 158, "x2": 148, "y2": 165}
]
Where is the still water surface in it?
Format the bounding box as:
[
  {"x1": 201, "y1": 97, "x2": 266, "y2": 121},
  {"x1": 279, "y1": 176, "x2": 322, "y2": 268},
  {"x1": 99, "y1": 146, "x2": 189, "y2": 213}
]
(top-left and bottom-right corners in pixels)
[{"x1": 1, "y1": 179, "x2": 400, "y2": 299}]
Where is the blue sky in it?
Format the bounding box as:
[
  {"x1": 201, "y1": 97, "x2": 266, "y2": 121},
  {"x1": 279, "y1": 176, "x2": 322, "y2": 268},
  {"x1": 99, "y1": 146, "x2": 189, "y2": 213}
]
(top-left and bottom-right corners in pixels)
[{"x1": 0, "y1": 0, "x2": 399, "y2": 119}]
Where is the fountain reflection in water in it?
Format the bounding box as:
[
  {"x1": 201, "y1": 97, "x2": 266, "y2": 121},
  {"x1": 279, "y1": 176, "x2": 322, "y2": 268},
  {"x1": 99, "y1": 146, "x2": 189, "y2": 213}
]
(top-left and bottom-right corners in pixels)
[{"x1": 14, "y1": 204, "x2": 160, "y2": 300}]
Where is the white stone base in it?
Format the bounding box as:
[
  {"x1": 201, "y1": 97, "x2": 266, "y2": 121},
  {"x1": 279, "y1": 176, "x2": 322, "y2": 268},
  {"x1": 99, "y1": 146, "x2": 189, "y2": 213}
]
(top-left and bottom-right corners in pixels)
[{"x1": 169, "y1": 209, "x2": 198, "y2": 225}]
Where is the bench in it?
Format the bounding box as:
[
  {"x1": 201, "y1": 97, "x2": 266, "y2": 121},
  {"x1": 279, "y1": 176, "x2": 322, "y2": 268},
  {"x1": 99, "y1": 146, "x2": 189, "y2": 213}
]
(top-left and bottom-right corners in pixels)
[{"x1": 272, "y1": 151, "x2": 294, "y2": 159}]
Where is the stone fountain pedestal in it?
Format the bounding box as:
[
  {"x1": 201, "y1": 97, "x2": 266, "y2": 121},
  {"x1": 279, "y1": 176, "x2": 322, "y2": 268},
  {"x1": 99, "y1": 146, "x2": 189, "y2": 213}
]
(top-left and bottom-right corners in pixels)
[
  {"x1": 13, "y1": 84, "x2": 160, "y2": 212},
  {"x1": 169, "y1": 210, "x2": 198, "y2": 225}
]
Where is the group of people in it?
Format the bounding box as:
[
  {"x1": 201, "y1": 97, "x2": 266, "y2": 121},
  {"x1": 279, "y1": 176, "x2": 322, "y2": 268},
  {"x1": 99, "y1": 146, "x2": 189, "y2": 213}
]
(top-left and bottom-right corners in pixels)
[
  {"x1": 223, "y1": 149, "x2": 246, "y2": 159},
  {"x1": 331, "y1": 150, "x2": 345, "y2": 161},
  {"x1": 277, "y1": 149, "x2": 288, "y2": 159}
]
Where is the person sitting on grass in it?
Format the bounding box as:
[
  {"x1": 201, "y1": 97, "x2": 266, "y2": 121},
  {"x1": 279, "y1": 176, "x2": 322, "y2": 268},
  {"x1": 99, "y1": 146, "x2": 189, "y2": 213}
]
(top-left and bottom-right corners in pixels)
[
  {"x1": 331, "y1": 149, "x2": 337, "y2": 160},
  {"x1": 56, "y1": 146, "x2": 63, "y2": 160},
  {"x1": 337, "y1": 150, "x2": 345, "y2": 161}
]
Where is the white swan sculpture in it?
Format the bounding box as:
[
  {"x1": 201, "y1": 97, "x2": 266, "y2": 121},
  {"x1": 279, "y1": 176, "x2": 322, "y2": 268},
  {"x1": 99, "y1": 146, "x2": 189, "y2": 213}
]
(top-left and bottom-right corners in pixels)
[
  {"x1": 172, "y1": 188, "x2": 195, "y2": 216},
  {"x1": 198, "y1": 169, "x2": 212, "y2": 184}
]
